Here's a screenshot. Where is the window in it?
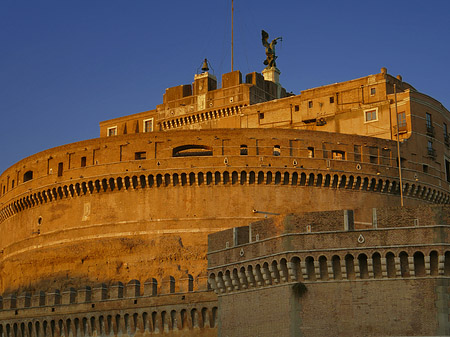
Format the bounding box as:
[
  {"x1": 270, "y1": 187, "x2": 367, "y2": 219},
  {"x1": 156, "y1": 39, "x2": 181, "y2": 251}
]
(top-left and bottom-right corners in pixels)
[
  {"x1": 354, "y1": 145, "x2": 362, "y2": 162},
  {"x1": 332, "y1": 150, "x2": 345, "y2": 160},
  {"x1": 444, "y1": 123, "x2": 449, "y2": 145},
  {"x1": 273, "y1": 145, "x2": 281, "y2": 156},
  {"x1": 143, "y1": 118, "x2": 154, "y2": 133},
  {"x1": 294, "y1": 105, "x2": 299, "y2": 112},
  {"x1": 240, "y1": 145, "x2": 248, "y2": 155},
  {"x1": 369, "y1": 146, "x2": 378, "y2": 164},
  {"x1": 135, "y1": 152, "x2": 146, "y2": 160},
  {"x1": 11, "y1": 180, "x2": 15, "y2": 188},
  {"x1": 427, "y1": 140, "x2": 436, "y2": 158},
  {"x1": 308, "y1": 101, "x2": 313, "y2": 108},
  {"x1": 307, "y1": 147, "x2": 314, "y2": 158},
  {"x1": 398, "y1": 112, "x2": 406, "y2": 130},
  {"x1": 364, "y1": 108, "x2": 378, "y2": 122},
  {"x1": 58, "y1": 162, "x2": 63, "y2": 177},
  {"x1": 81, "y1": 157, "x2": 87, "y2": 167},
  {"x1": 172, "y1": 145, "x2": 213, "y2": 157},
  {"x1": 370, "y1": 88, "x2": 376, "y2": 95},
  {"x1": 381, "y1": 148, "x2": 391, "y2": 166},
  {"x1": 23, "y1": 171, "x2": 33, "y2": 182},
  {"x1": 426, "y1": 113, "x2": 434, "y2": 136},
  {"x1": 423, "y1": 164, "x2": 428, "y2": 173},
  {"x1": 329, "y1": 96, "x2": 334, "y2": 104},
  {"x1": 107, "y1": 126, "x2": 117, "y2": 137},
  {"x1": 426, "y1": 113, "x2": 432, "y2": 129},
  {"x1": 445, "y1": 158, "x2": 450, "y2": 183},
  {"x1": 259, "y1": 112, "x2": 264, "y2": 120}
]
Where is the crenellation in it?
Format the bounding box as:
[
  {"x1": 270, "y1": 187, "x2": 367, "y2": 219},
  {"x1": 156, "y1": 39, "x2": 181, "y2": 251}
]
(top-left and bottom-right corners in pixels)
[
  {"x1": 91, "y1": 283, "x2": 107, "y2": 302},
  {"x1": 125, "y1": 279, "x2": 140, "y2": 298}
]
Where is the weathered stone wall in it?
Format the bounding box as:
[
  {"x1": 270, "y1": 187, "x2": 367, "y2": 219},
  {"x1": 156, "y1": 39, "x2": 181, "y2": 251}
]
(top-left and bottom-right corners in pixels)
[
  {"x1": 0, "y1": 278, "x2": 218, "y2": 337},
  {"x1": 217, "y1": 279, "x2": 448, "y2": 337},
  {"x1": 208, "y1": 206, "x2": 450, "y2": 336},
  {"x1": 0, "y1": 129, "x2": 447, "y2": 293}
]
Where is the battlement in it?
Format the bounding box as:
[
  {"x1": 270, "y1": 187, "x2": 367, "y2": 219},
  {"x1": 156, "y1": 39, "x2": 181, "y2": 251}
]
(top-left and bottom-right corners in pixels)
[
  {"x1": 207, "y1": 205, "x2": 450, "y2": 295},
  {"x1": 0, "y1": 275, "x2": 211, "y2": 311},
  {"x1": 0, "y1": 277, "x2": 218, "y2": 337}
]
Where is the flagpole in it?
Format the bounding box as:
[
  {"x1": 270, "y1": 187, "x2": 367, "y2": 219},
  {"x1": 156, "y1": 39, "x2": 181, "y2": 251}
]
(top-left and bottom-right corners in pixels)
[{"x1": 231, "y1": 0, "x2": 234, "y2": 72}]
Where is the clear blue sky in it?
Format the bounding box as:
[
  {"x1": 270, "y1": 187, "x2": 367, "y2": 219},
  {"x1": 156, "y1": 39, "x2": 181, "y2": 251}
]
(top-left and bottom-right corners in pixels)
[{"x1": 1, "y1": 0, "x2": 449, "y2": 173}]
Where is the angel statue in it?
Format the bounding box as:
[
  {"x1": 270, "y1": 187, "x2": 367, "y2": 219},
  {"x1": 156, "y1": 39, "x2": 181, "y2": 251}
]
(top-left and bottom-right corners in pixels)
[{"x1": 262, "y1": 30, "x2": 282, "y2": 68}]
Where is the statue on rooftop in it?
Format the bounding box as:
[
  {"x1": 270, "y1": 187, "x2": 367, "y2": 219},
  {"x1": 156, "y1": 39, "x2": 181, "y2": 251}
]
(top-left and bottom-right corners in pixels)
[{"x1": 262, "y1": 30, "x2": 282, "y2": 68}]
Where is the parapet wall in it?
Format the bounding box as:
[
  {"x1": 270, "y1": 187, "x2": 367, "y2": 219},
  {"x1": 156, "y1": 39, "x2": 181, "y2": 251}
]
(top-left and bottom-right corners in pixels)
[
  {"x1": 207, "y1": 206, "x2": 450, "y2": 336},
  {"x1": 0, "y1": 277, "x2": 218, "y2": 337}
]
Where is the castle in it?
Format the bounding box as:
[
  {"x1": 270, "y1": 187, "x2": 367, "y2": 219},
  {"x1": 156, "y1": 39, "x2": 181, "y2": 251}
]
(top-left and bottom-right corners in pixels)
[{"x1": 0, "y1": 61, "x2": 449, "y2": 336}]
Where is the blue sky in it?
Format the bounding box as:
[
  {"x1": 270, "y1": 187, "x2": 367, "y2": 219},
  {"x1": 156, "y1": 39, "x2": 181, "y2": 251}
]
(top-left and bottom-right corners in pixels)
[{"x1": 1, "y1": 0, "x2": 449, "y2": 173}]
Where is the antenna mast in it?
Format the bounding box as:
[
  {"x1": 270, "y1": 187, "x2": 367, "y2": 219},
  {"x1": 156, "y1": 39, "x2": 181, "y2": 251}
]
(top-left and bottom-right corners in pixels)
[{"x1": 231, "y1": 0, "x2": 234, "y2": 72}]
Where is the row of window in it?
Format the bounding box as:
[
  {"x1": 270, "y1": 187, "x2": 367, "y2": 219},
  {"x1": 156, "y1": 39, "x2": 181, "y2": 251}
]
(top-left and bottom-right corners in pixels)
[
  {"x1": 0, "y1": 143, "x2": 394, "y2": 197},
  {"x1": 107, "y1": 118, "x2": 154, "y2": 137},
  {"x1": 305, "y1": 88, "x2": 377, "y2": 111}
]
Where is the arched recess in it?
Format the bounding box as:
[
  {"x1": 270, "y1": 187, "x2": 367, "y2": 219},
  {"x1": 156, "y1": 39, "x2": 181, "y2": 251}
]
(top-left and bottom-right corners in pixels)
[
  {"x1": 332, "y1": 255, "x2": 342, "y2": 280},
  {"x1": 413, "y1": 251, "x2": 426, "y2": 277},
  {"x1": 172, "y1": 145, "x2": 213, "y2": 157}
]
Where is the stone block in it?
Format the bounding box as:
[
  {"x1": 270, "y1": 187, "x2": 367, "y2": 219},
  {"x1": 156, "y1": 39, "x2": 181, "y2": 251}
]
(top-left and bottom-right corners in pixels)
[
  {"x1": 17, "y1": 292, "x2": 31, "y2": 308},
  {"x1": 4, "y1": 294, "x2": 17, "y2": 309},
  {"x1": 161, "y1": 276, "x2": 175, "y2": 294},
  {"x1": 144, "y1": 278, "x2": 158, "y2": 296},
  {"x1": 47, "y1": 290, "x2": 61, "y2": 306},
  {"x1": 110, "y1": 282, "x2": 124, "y2": 299},
  {"x1": 78, "y1": 286, "x2": 92, "y2": 302},
  {"x1": 62, "y1": 288, "x2": 76, "y2": 305},
  {"x1": 125, "y1": 280, "x2": 140, "y2": 298},
  {"x1": 32, "y1": 291, "x2": 46, "y2": 307},
  {"x1": 179, "y1": 275, "x2": 194, "y2": 293},
  {"x1": 92, "y1": 284, "x2": 107, "y2": 301}
]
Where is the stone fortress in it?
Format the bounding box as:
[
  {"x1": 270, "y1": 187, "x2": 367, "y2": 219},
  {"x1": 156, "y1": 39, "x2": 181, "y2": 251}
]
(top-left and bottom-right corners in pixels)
[{"x1": 0, "y1": 54, "x2": 449, "y2": 336}]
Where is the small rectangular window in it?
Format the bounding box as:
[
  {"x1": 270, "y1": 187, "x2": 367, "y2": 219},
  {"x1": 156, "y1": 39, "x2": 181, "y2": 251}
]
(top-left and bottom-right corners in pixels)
[
  {"x1": 398, "y1": 112, "x2": 406, "y2": 128},
  {"x1": 364, "y1": 108, "x2": 378, "y2": 122},
  {"x1": 444, "y1": 123, "x2": 449, "y2": 145},
  {"x1": 369, "y1": 146, "x2": 378, "y2": 164},
  {"x1": 240, "y1": 145, "x2": 248, "y2": 155},
  {"x1": 329, "y1": 96, "x2": 334, "y2": 103},
  {"x1": 107, "y1": 126, "x2": 117, "y2": 137},
  {"x1": 259, "y1": 112, "x2": 264, "y2": 120},
  {"x1": 370, "y1": 88, "x2": 376, "y2": 95},
  {"x1": 58, "y1": 162, "x2": 64, "y2": 177},
  {"x1": 445, "y1": 159, "x2": 450, "y2": 183},
  {"x1": 135, "y1": 152, "x2": 146, "y2": 160},
  {"x1": 423, "y1": 164, "x2": 428, "y2": 173},
  {"x1": 426, "y1": 113, "x2": 434, "y2": 137},
  {"x1": 308, "y1": 101, "x2": 313, "y2": 108},
  {"x1": 426, "y1": 113, "x2": 432, "y2": 129},
  {"x1": 381, "y1": 148, "x2": 391, "y2": 166},
  {"x1": 307, "y1": 147, "x2": 314, "y2": 158},
  {"x1": 143, "y1": 118, "x2": 154, "y2": 133},
  {"x1": 294, "y1": 105, "x2": 299, "y2": 112},
  {"x1": 81, "y1": 157, "x2": 87, "y2": 167},
  {"x1": 332, "y1": 150, "x2": 345, "y2": 160},
  {"x1": 11, "y1": 180, "x2": 15, "y2": 188},
  {"x1": 273, "y1": 145, "x2": 281, "y2": 156},
  {"x1": 354, "y1": 145, "x2": 362, "y2": 162}
]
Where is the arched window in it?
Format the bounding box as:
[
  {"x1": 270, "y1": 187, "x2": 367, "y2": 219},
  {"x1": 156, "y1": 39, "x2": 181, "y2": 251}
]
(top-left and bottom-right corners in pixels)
[{"x1": 172, "y1": 145, "x2": 213, "y2": 157}]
